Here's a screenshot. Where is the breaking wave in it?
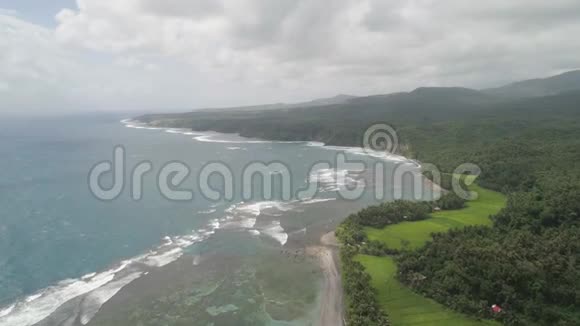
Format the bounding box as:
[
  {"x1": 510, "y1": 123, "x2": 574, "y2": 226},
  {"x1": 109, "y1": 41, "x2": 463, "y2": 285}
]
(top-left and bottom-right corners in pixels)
[
  {"x1": 0, "y1": 216, "x2": 222, "y2": 326},
  {"x1": 306, "y1": 141, "x2": 416, "y2": 165}
]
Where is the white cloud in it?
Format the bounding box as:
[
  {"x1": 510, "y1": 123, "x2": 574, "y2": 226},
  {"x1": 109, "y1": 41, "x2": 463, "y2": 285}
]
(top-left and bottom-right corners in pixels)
[
  {"x1": 0, "y1": 14, "x2": 76, "y2": 112},
  {"x1": 2, "y1": 1, "x2": 580, "y2": 113},
  {"x1": 51, "y1": 0, "x2": 580, "y2": 88}
]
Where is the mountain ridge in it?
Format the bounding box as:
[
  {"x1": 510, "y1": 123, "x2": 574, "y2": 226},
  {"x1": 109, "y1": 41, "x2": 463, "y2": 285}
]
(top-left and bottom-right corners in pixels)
[
  {"x1": 484, "y1": 69, "x2": 580, "y2": 98},
  {"x1": 156, "y1": 70, "x2": 580, "y2": 116}
]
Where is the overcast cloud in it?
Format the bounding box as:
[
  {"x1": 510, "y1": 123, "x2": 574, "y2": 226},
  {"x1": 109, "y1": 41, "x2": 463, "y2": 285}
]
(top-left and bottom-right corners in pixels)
[{"x1": 1, "y1": 0, "x2": 580, "y2": 113}]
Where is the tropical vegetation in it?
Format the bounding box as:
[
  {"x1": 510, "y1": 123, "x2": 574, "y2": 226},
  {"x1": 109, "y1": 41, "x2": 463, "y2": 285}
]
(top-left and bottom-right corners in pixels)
[{"x1": 138, "y1": 71, "x2": 580, "y2": 325}]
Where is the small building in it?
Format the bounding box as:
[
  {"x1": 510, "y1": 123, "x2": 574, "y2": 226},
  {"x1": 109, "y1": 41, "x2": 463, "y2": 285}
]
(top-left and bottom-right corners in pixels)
[{"x1": 491, "y1": 304, "x2": 503, "y2": 314}]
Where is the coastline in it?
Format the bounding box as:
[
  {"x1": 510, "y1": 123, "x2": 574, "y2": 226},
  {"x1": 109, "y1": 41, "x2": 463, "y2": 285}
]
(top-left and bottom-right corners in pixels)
[
  {"x1": 78, "y1": 118, "x2": 429, "y2": 326},
  {"x1": 306, "y1": 232, "x2": 344, "y2": 326},
  {"x1": 0, "y1": 118, "x2": 437, "y2": 326},
  {"x1": 128, "y1": 118, "x2": 417, "y2": 166},
  {"x1": 85, "y1": 228, "x2": 347, "y2": 326},
  {"x1": 123, "y1": 117, "x2": 438, "y2": 326}
]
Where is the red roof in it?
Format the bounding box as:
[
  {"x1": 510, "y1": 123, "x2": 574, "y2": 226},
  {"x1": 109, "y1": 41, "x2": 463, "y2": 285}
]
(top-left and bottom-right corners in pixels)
[{"x1": 491, "y1": 305, "x2": 503, "y2": 313}]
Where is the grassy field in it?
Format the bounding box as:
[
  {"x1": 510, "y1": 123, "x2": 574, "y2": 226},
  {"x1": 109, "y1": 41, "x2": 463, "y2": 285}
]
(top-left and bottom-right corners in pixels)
[
  {"x1": 364, "y1": 182, "x2": 506, "y2": 250},
  {"x1": 357, "y1": 177, "x2": 506, "y2": 325},
  {"x1": 357, "y1": 255, "x2": 498, "y2": 326}
]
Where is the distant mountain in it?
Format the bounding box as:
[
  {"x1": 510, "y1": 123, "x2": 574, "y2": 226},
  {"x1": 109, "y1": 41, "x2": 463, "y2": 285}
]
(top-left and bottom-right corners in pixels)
[
  {"x1": 484, "y1": 70, "x2": 580, "y2": 98},
  {"x1": 402, "y1": 87, "x2": 496, "y2": 106},
  {"x1": 296, "y1": 94, "x2": 357, "y2": 107},
  {"x1": 137, "y1": 70, "x2": 580, "y2": 141},
  {"x1": 192, "y1": 94, "x2": 357, "y2": 113},
  {"x1": 342, "y1": 87, "x2": 498, "y2": 120}
]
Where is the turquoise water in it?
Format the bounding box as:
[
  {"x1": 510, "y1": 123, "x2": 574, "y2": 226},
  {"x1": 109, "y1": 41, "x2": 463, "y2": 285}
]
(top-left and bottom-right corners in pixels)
[{"x1": 0, "y1": 114, "x2": 428, "y2": 325}]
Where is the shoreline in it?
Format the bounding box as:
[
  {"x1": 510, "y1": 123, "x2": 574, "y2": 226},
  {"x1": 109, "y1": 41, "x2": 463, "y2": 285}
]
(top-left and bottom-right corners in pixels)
[
  {"x1": 4, "y1": 119, "x2": 421, "y2": 326},
  {"x1": 123, "y1": 117, "x2": 437, "y2": 326},
  {"x1": 306, "y1": 232, "x2": 344, "y2": 326},
  {"x1": 96, "y1": 119, "x2": 428, "y2": 326},
  {"x1": 127, "y1": 118, "x2": 417, "y2": 166},
  {"x1": 0, "y1": 118, "x2": 432, "y2": 326},
  {"x1": 82, "y1": 227, "x2": 347, "y2": 326}
]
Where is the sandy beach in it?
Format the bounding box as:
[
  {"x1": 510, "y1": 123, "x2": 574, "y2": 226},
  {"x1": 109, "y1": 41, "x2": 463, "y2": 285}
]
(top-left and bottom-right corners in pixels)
[{"x1": 307, "y1": 232, "x2": 344, "y2": 326}]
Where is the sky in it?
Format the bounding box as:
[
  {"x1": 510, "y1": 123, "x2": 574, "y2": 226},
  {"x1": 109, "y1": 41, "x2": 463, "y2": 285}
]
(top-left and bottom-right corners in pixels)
[{"x1": 1, "y1": 0, "x2": 580, "y2": 114}]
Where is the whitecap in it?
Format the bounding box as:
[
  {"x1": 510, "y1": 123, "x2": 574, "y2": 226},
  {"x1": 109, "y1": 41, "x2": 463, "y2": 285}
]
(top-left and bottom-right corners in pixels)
[
  {"x1": 81, "y1": 273, "x2": 97, "y2": 281},
  {"x1": 306, "y1": 141, "x2": 416, "y2": 164},
  {"x1": 239, "y1": 218, "x2": 257, "y2": 229},
  {"x1": 0, "y1": 269, "x2": 116, "y2": 326},
  {"x1": 24, "y1": 294, "x2": 42, "y2": 303},
  {"x1": 234, "y1": 201, "x2": 293, "y2": 217},
  {"x1": 0, "y1": 216, "x2": 223, "y2": 326},
  {"x1": 306, "y1": 141, "x2": 325, "y2": 147},
  {"x1": 301, "y1": 198, "x2": 336, "y2": 205},
  {"x1": 78, "y1": 272, "x2": 143, "y2": 325},
  {"x1": 218, "y1": 201, "x2": 296, "y2": 235},
  {"x1": 261, "y1": 221, "x2": 288, "y2": 246},
  {"x1": 197, "y1": 208, "x2": 217, "y2": 215},
  {"x1": 143, "y1": 248, "x2": 184, "y2": 268},
  {"x1": 0, "y1": 305, "x2": 15, "y2": 319},
  {"x1": 308, "y1": 168, "x2": 361, "y2": 193},
  {"x1": 193, "y1": 134, "x2": 303, "y2": 145}
]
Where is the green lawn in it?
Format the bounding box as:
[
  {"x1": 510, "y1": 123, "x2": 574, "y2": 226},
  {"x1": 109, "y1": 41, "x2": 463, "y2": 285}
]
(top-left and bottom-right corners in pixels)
[
  {"x1": 357, "y1": 255, "x2": 497, "y2": 326},
  {"x1": 357, "y1": 177, "x2": 506, "y2": 325},
  {"x1": 365, "y1": 182, "x2": 506, "y2": 250}
]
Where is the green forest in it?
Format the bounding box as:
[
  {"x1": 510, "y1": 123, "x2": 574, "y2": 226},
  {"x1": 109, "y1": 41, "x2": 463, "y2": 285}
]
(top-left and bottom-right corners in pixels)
[
  {"x1": 336, "y1": 177, "x2": 507, "y2": 326},
  {"x1": 137, "y1": 71, "x2": 580, "y2": 325}
]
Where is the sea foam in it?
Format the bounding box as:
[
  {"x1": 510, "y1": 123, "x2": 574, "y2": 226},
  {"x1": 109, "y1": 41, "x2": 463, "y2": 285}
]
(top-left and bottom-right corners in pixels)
[
  {"x1": 307, "y1": 141, "x2": 416, "y2": 164},
  {"x1": 0, "y1": 119, "x2": 348, "y2": 326},
  {"x1": 219, "y1": 201, "x2": 291, "y2": 246},
  {"x1": 0, "y1": 216, "x2": 223, "y2": 326},
  {"x1": 261, "y1": 221, "x2": 289, "y2": 246}
]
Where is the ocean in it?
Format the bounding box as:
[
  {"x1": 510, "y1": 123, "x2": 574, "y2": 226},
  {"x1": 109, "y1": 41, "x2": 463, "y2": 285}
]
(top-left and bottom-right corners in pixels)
[{"x1": 0, "y1": 114, "x2": 431, "y2": 326}]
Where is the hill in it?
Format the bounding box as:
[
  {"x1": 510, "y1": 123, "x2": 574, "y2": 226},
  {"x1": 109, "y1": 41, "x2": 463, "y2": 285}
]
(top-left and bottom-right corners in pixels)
[
  {"x1": 484, "y1": 70, "x2": 580, "y2": 98},
  {"x1": 176, "y1": 93, "x2": 358, "y2": 113},
  {"x1": 135, "y1": 77, "x2": 580, "y2": 152}
]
